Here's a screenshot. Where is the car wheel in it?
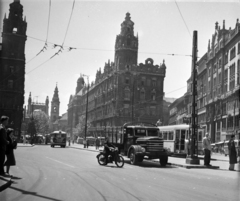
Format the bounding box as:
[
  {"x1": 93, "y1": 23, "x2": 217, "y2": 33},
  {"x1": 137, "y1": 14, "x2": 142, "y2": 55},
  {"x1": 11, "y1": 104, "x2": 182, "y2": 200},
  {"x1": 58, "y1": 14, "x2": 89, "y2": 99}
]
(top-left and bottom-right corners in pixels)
[{"x1": 130, "y1": 149, "x2": 138, "y2": 165}]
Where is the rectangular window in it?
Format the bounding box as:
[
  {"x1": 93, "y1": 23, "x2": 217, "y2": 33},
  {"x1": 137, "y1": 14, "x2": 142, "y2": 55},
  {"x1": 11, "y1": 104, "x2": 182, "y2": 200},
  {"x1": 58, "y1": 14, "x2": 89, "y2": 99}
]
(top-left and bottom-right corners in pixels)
[
  {"x1": 224, "y1": 52, "x2": 228, "y2": 64},
  {"x1": 152, "y1": 80, "x2": 156, "y2": 87},
  {"x1": 125, "y1": 77, "x2": 129, "y2": 84},
  {"x1": 10, "y1": 66, "x2": 14, "y2": 73},
  {"x1": 8, "y1": 80, "x2": 13, "y2": 88}
]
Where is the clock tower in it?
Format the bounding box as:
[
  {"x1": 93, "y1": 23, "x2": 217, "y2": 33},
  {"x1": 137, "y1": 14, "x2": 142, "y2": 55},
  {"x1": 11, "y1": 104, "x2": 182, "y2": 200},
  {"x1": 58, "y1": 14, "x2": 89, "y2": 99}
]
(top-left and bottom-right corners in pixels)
[{"x1": 50, "y1": 85, "x2": 60, "y2": 123}]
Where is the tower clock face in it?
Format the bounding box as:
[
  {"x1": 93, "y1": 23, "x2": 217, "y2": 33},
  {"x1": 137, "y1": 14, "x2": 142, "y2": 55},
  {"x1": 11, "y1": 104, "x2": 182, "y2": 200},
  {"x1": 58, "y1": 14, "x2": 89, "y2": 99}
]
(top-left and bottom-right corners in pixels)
[{"x1": 53, "y1": 106, "x2": 57, "y2": 113}]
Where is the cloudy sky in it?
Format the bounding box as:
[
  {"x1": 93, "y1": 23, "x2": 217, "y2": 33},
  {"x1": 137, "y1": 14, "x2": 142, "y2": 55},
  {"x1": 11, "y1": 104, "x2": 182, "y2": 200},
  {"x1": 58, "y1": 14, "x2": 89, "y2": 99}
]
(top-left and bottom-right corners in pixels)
[{"x1": 0, "y1": 0, "x2": 239, "y2": 116}]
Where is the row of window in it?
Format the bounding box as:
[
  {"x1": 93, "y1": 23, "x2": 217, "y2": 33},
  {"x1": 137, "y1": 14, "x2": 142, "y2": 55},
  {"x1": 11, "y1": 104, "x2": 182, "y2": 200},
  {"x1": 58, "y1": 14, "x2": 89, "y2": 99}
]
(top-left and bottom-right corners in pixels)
[
  {"x1": 123, "y1": 88, "x2": 156, "y2": 101},
  {"x1": 124, "y1": 76, "x2": 158, "y2": 87}
]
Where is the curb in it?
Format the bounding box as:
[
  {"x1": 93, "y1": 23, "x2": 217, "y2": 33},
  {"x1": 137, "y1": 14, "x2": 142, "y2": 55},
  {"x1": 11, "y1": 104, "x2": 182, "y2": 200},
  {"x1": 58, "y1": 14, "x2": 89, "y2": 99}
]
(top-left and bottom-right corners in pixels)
[
  {"x1": 69, "y1": 146, "x2": 223, "y2": 169},
  {"x1": 168, "y1": 163, "x2": 220, "y2": 169},
  {"x1": 18, "y1": 144, "x2": 35, "y2": 147},
  {"x1": 69, "y1": 146, "x2": 103, "y2": 153}
]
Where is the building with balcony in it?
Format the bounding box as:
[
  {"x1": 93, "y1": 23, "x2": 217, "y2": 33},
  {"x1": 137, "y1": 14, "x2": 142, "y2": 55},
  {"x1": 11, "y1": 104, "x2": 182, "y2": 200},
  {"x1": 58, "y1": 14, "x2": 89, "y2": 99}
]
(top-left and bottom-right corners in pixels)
[
  {"x1": 168, "y1": 19, "x2": 240, "y2": 143},
  {"x1": 206, "y1": 20, "x2": 240, "y2": 142}
]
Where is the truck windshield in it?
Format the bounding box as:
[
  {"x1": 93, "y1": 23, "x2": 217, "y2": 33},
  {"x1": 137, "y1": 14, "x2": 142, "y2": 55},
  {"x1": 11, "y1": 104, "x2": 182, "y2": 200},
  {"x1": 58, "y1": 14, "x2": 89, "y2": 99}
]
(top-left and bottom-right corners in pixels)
[
  {"x1": 147, "y1": 129, "x2": 159, "y2": 136},
  {"x1": 135, "y1": 129, "x2": 146, "y2": 136}
]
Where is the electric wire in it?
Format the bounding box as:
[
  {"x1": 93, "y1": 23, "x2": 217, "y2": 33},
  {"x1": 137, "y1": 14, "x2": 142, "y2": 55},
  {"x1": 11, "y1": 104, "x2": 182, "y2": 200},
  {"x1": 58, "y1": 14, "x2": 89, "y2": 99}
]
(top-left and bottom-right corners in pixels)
[
  {"x1": 175, "y1": 0, "x2": 191, "y2": 38},
  {"x1": 50, "y1": 0, "x2": 75, "y2": 59}
]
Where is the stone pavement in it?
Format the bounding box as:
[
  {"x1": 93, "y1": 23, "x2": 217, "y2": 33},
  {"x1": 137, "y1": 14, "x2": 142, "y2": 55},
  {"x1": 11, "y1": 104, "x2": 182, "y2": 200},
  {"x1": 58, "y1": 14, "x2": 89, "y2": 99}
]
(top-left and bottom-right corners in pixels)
[{"x1": 68, "y1": 143, "x2": 240, "y2": 171}]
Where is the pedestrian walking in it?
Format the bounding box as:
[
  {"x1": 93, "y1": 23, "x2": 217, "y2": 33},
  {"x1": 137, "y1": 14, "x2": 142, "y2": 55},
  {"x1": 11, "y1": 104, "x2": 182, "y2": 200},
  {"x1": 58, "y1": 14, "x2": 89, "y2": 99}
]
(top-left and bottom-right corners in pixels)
[
  {"x1": 228, "y1": 135, "x2": 237, "y2": 171},
  {"x1": 4, "y1": 128, "x2": 17, "y2": 176},
  {"x1": 95, "y1": 137, "x2": 100, "y2": 150},
  {"x1": 0, "y1": 116, "x2": 9, "y2": 176},
  {"x1": 202, "y1": 133, "x2": 212, "y2": 166}
]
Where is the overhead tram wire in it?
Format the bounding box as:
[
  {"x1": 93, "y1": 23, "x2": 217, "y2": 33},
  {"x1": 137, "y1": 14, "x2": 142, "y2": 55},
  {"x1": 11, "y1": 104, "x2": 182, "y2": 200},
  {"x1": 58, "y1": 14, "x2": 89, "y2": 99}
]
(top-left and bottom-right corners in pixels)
[
  {"x1": 26, "y1": 34, "x2": 192, "y2": 57},
  {"x1": 50, "y1": 0, "x2": 75, "y2": 59},
  {"x1": 26, "y1": 0, "x2": 52, "y2": 64},
  {"x1": 175, "y1": 0, "x2": 191, "y2": 38}
]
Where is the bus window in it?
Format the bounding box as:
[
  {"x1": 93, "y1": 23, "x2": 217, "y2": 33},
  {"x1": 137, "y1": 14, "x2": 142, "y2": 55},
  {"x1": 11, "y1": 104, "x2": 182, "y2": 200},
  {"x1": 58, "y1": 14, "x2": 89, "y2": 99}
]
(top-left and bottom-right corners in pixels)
[
  {"x1": 169, "y1": 131, "x2": 174, "y2": 140},
  {"x1": 159, "y1": 131, "x2": 163, "y2": 138},
  {"x1": 163, "y1": 131, "x2": 168, "y2": 140},
  {"x1": 147, "y1": 129, "x2": 159, "y2": 136},
  {"x1": 181, "y1": 130, "x2": 186, "y2": 139},
  {"x1": 198, "y1": 131, "x2": 203, "y2": 142},
  {"x1": 176, "y1": 130, "x2": 180, "y2": 140},
  {"x1": 135, "y1": 129, "x2": 146, "y2": 137}
]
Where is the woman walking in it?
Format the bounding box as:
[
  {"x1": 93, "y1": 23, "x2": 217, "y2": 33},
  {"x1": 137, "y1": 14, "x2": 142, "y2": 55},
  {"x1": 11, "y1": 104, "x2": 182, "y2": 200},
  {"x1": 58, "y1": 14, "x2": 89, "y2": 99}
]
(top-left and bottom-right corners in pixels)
[
  {"x1": 4, "y1": 128, "x2": 17, "y2": 175},
  {"x1": 228, "y1": 135, "x2": 237, "y2": 171}
]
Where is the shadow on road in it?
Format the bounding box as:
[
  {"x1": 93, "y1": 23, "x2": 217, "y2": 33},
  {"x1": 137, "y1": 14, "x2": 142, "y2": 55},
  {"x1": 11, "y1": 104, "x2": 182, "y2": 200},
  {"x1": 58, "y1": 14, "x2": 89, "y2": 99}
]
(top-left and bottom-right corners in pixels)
[
  {"x1": 8, "y1": 186, "x2": 63, "y2": 201},
  {"x1": 124, "y1": 159, "x2": 178, "y2": 169}
]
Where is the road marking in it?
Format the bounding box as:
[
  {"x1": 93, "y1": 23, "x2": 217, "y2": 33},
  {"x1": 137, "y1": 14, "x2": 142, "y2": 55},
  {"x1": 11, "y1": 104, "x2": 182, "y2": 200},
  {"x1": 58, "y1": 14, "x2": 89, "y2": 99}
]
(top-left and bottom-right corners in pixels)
[{"x1": 46, "y1": 157, "x2": 75, "y2": 168}]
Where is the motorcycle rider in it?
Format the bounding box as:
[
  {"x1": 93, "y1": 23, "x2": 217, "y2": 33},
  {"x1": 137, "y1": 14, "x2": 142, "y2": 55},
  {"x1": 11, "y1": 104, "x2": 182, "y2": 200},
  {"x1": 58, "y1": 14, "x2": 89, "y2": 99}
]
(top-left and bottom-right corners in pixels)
[{"x1": 104, "y1": 137, "x2": 115, "y2": 163}]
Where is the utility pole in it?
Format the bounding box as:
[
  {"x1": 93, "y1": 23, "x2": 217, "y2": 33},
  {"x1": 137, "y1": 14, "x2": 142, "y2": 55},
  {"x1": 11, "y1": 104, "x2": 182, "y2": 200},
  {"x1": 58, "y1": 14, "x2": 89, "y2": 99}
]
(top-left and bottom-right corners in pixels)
[{"x1": 186, "y1": 30, "x2": 200, "y2": 165}]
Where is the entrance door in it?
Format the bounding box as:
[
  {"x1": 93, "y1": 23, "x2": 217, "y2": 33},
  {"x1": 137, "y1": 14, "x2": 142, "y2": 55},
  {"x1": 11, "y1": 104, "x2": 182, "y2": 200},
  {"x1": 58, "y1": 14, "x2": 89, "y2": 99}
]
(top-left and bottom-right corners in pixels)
[{"x1": 175, "y1": 130, "x2": 180, "y2": 153}]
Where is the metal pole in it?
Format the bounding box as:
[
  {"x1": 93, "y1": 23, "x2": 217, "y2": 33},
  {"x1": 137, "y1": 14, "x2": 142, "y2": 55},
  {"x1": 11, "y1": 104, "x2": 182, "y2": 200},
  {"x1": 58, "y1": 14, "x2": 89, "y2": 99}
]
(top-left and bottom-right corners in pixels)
[
  {"x1": 84, "y1": 77, "x2": 89, "y2": 145},
  {"x1": 186, "y1": 30, "x2": 200, "y2": 164},
  {"x1": 191, "y1": 31, "x2": 197, "y2": 158}
]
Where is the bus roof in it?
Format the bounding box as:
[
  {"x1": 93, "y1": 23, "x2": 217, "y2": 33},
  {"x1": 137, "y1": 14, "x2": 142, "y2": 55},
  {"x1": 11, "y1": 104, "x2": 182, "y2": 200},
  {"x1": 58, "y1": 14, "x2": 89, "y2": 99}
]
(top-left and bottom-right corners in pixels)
[
  {"x1": 51, "y1": 131, "x2": 67, "y2": 134},
  {"x1": 158, "y1": 124, "x2": 189, "y2": 131}
]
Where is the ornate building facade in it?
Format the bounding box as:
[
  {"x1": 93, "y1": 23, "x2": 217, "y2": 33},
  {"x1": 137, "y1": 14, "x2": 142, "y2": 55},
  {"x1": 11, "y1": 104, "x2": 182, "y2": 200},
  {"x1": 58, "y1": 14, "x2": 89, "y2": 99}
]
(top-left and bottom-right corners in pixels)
[
  {"x1": 0, "y1": 0, "x2": 27, "y2": 136},
  {"x1": 205, "y1": 20, "x2": 240, "y2": 142},
  {"x1": 68, "y1": 13, "x2": 166, "y2": 137},
  {"x1": 26, "y1": 92, "x2": 49, "y2": 117},
  {"x1": 168, "y1": 19, "x2": 240, "y2": 143}
]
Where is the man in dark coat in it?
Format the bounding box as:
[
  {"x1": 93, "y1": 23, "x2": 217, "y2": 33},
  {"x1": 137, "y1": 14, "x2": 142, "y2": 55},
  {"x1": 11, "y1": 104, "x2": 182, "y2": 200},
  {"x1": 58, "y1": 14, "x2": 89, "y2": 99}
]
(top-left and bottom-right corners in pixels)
[
  {"x1": 0, "y1": 116, "x2": 9, "y2": 176},
  {"x1": 228, "y1": 135, "x2": 237, "y2": 171}
]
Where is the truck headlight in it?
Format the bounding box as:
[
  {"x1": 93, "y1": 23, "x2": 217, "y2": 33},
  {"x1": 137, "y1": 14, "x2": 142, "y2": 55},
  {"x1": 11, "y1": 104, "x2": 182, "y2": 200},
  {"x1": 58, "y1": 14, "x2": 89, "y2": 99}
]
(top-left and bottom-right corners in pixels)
[{"x1": 141, "y1": 147, "x2": 146, "y2": 152}]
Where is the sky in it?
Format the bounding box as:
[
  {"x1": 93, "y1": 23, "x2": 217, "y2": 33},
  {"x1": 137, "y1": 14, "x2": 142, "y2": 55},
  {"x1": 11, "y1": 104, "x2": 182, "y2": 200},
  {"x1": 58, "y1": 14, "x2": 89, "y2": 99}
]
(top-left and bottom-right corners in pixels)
[{"x1": 0, "y1": 0, "x2": 240, "y2": 116}]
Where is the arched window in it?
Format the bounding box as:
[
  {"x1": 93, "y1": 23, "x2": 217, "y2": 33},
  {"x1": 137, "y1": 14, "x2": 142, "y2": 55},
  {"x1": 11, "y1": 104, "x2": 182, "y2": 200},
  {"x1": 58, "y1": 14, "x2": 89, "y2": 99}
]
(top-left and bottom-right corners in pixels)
[{"x1": 151, "y1": 90, "x2": 156, "y2": 101}]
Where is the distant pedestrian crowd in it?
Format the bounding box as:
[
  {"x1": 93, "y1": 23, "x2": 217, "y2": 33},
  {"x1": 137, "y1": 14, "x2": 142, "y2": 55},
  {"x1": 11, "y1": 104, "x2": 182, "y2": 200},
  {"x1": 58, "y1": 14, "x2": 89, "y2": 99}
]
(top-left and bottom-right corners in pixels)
[{"x1": 0, "y1": 116, "x2": 17, "y2": 177}]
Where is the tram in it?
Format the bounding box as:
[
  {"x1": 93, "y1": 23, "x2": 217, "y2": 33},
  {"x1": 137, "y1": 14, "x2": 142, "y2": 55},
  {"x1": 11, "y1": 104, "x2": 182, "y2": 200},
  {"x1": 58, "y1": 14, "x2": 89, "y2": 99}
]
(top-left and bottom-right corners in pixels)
[{"x1": 158, "y1": 124, "x2": 205, "y2": 155}]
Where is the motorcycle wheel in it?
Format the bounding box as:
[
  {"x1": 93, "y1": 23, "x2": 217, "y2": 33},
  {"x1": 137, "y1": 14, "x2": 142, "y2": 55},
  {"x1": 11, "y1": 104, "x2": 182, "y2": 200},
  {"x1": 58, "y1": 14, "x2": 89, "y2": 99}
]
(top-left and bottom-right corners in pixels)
[
  {"x1": 97, "y1": 153, "x2": 107, "y2": 166},
  {"x1": 115, "y1": 155, "x2": 124, "y2": 168}
]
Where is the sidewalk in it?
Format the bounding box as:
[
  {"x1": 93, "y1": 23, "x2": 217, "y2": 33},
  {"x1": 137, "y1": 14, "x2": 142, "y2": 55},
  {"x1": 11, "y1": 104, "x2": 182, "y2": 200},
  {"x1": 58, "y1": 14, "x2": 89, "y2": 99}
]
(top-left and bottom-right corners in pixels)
[
  {"x1": 17, "y1": 143, "x2": 35, "y2": 147},
  {"x1": 69, "y1": 143, "x2": 240, "y2": 171}
]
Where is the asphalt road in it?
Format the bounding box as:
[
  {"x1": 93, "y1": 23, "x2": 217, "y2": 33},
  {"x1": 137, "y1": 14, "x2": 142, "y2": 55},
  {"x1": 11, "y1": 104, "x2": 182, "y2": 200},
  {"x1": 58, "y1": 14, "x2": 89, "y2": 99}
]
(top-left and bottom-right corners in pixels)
[{"x1": 0, "y1": 145, "x2": 239, "y2": 201}]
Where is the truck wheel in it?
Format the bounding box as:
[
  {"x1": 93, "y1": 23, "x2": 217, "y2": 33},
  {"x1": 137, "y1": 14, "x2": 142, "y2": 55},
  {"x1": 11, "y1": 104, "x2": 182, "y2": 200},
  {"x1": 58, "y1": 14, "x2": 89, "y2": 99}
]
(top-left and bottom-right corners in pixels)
[
  {"x1": 130, "y1": 150, "x2": 138, "y2": 165},
  {"x1": 159, "y1": 156, "x2": 168, "y2": 167}
]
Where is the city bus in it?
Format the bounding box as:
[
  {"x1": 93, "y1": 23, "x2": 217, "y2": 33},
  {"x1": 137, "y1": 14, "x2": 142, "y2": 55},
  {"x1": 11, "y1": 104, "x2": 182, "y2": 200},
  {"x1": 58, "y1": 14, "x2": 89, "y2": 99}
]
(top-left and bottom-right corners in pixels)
[
  {"x1": 158, "y1": 124, "x2": 205, "y2": 156},
  {"x1": 50, "y1": 130, "x2": 67, "y2": 148}
]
